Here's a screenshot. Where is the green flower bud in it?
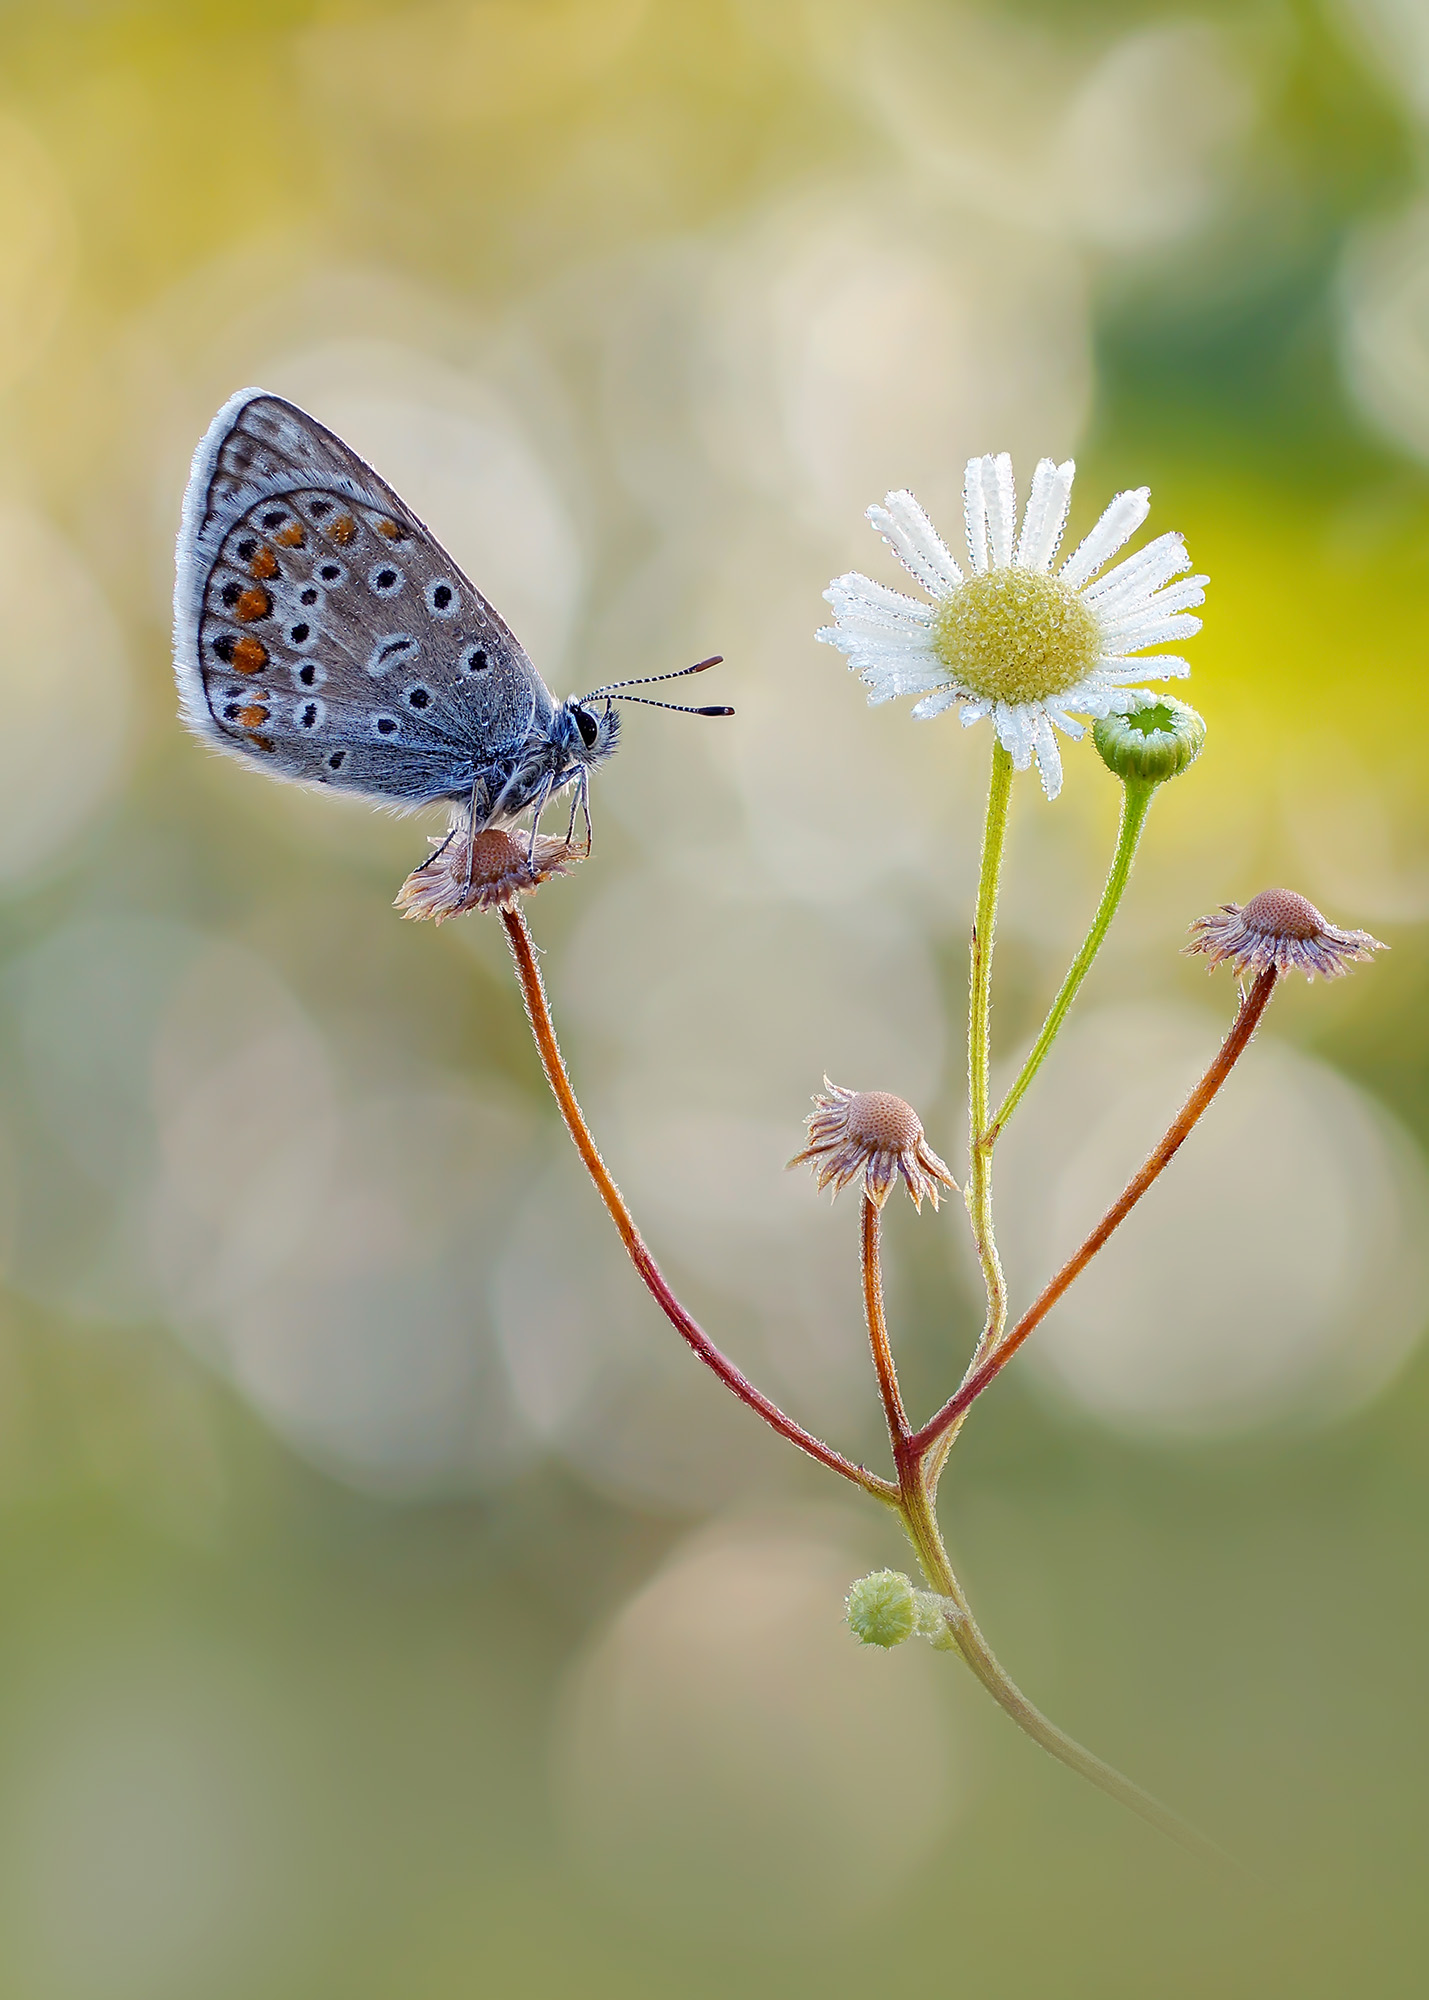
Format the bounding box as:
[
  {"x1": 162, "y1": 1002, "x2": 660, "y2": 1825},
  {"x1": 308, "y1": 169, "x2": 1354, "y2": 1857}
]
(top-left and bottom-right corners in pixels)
[
  {"x1": 1093, "y1": 696, "x2": 1206, "y2": 786},
  {"x1": 845, "y1": 1569, "x2": 918, "y2": 1648},
  {"x1": 914, "y1": 1591, "x2": 961, "y2": 1651}
]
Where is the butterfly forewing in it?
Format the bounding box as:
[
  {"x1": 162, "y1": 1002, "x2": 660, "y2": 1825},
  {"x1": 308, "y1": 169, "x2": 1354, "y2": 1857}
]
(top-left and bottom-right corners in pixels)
[{"x1": 176, "y1": 391, "x2": 553, "y2": 805}]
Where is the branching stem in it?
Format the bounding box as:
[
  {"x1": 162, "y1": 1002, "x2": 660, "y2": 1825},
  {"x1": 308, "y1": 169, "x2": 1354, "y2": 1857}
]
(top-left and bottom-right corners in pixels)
[
  {"x1": 848, "y1": 1199, "x2": 1227, "y2": 1864},
  {"x1": 912, "y1": 963, "x2": 1280, "y2": 1459},
  {"x1": 500, "y1": 907, "x2": 897, "y2": 1504}
]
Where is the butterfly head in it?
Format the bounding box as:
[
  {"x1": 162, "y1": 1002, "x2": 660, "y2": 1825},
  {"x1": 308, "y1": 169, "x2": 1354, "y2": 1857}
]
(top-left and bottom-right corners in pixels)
[{"x1": 552, "y1": 697, "x2": 621, "y2": 768}]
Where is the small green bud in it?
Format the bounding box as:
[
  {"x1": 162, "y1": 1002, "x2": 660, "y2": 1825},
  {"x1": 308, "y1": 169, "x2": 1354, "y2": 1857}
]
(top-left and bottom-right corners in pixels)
[
  {"x1": 1093, "y1": 696, "x2": 1206, "y2": 786},
  {"x1": 845, "y1": 1570, "x2": 918, "y2": 1648},
  {"x1": 914, "y1": 1591, "x2": 961, "y2": 1651}
]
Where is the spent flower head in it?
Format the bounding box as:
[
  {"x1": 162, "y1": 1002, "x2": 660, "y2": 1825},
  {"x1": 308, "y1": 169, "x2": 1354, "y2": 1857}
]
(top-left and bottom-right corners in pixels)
[
  {"x1": 818, "y1": 454, "x2": 1207, "y2": 799},
  {"x1": 396, "y1": 826, "x2": 581, "y2": 922},
  {"x1": 1186, "y1": 888, "x2": 1385, "y2": 982},
  {"x1": 789, "y1": 1081, "x2": 955, "y2": 1211}
]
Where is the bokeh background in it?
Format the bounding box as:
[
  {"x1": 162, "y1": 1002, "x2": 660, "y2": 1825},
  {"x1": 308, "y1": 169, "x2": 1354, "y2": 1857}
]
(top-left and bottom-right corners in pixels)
[{"x1": 0, "y1": 0, "x2": 1426, "y2": 1993}]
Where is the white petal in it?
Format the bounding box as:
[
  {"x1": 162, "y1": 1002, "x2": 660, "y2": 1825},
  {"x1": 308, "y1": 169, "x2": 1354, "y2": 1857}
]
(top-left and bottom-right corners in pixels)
[
  {"x1": 959, "y1": 698, "x2": 993, "y2": 724},
  {"x1": 1115, "y1": 574, "x2": 1207, "y2": 620},
  {"x1": 867, "y1": 491, "x2": 963, "y2": 594},
  {"x1": 1081, "y1": 535, "x2": 1192, "y2": 611},
  {"x1": 822, "y1": 613, "x2": 937, "y2": 650},
  {"x1": 1097, "y1": 654, "x2": 1191, "y2": 681},
  {"x1": 994, "y1": 702, "x2": 1036, "y2": 770},
  {"x1": 1044, "y1": 706, "x2": 1085, "y2": 738},
  {"x1": 1054, "y1": 681, "x2": 1119, "y2": 718},
  {"x1": 1016, "y1": 458, "x2": 1075, "y2": 572},
  {"x1": 1032, "y1": 714, "x2": 1064, "y2": 799},
  {"x1": 1102, "y1": 688, "x2": 1157, "y2": 714},
  {"x1": 912, "y1": 686, "x2": 960, "y2": 719},
  {"x1": 982, "y1": 454, "x2": 1016, "y2": 568},
  {"x1": 1060, "y1": 486, "x2": 1151, "y2": 589},
  {"x1": 1098, "y1": 611, "x2": 1203, "y2": 650},
  {"x1": 815, "y1": 626, "x2": 912, "y2": 659},
  {"x1": 824, "y1": 572, "x2": 936, "y2": 628},
  {"x1": 963, "y1": 458, "x2": 990, "y2": 575},
  {"x1": 860, "y1": 659, "x2": 951, "y2": 698}
]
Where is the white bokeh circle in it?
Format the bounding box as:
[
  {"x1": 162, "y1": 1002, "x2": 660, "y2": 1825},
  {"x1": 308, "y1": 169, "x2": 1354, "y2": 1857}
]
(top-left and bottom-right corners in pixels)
[
  {"x1": 993, "y1": 1005, "x2": 1429, "y2": 1437},
  {"x1": 552, "y1": 1519, "x2": 967, "y2": 1938}
]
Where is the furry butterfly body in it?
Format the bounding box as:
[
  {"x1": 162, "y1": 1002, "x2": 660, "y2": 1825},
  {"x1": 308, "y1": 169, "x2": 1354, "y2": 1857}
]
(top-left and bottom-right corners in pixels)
[{"x1": 173, "y1": 388, "x2": 619, "y2": 832}]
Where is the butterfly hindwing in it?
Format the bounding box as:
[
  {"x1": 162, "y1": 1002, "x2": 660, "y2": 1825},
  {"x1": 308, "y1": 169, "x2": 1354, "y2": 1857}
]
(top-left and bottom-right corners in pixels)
[{"x1": 174, "y1": 390, "x2": 554, "y2": 805}]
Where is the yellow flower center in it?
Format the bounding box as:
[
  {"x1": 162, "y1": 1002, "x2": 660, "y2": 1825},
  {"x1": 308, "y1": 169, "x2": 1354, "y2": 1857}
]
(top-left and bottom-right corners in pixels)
[{"x1": 932, "y1": 568, "x2": 1101, "y2": 706}]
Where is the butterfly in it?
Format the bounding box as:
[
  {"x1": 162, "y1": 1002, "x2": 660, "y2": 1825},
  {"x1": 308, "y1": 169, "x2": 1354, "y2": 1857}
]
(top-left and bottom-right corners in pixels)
[{"x1": 173, "y1": 388, "x2": 729, "y2": 855}]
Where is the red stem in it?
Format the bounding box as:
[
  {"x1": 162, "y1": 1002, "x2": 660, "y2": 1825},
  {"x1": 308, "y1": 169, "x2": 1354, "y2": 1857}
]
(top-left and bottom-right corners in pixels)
[
  {"x1": 860, "y1": 1195, "x2": 911, "y2": 1453},
  {"x1": 501, "y1": 908, "x2": 896, "y2": 1502},
  {"x1": 910, "y1": 964, "x2": 1280, "y2": 1460}
]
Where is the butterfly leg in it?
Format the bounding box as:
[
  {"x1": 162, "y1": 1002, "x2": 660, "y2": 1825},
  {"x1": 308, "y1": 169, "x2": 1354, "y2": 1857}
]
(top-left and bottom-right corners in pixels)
[
  {"x1": 411, "y1": 820, "x2": 462, "y2": 876},
  {"x1": 571, "y1": 767, "x2": 594, "y2": 857},
  {"x1": 526, "y1": 773, "x2": 556, "y2": 866},
  {"x1": 461, "y1": 774, "x2": 482, "y2": 898}
]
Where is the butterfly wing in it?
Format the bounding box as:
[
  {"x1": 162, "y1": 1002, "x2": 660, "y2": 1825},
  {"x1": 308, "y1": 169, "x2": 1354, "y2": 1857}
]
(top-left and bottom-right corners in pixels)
[{"x1": 174, "y1": 389, "x2": 556, "y2": 805}]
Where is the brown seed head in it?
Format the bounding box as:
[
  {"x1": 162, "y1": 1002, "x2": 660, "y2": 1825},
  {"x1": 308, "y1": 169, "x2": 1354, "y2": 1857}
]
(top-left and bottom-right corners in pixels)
[
  {"x1": 1239, "y1": 887, "x2": 1324, "y2": 941},
  {"x1": 844, "y1": 1090, "x2": 925, "y2": 1156},
  {"x1": 788, "y1": 1079, "x2": 955, "y2": 1211},
  {"x1": 395, "y1": 825, "x2": 581, "y2": 922},
  {"x1": 1186, "y1": 886, "x2": 1385, "y2": 982}
]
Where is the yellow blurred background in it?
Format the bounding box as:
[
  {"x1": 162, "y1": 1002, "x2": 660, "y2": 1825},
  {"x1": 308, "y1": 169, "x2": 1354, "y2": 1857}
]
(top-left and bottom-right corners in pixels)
[{"x1": 0, "y1": 0, "x2": 1426, "y2": 1993}]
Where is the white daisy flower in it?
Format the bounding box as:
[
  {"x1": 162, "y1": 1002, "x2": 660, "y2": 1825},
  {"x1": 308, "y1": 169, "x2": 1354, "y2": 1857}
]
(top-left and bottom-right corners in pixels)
[{"x1": 817, "y1": 454, "x2": 1208, "y2": 799}]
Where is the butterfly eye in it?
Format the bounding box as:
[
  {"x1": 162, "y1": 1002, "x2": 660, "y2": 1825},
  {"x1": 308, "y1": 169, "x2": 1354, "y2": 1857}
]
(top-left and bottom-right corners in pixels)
[{"x1": 574, "y1": 706, "x2": 600, "y2": 749}]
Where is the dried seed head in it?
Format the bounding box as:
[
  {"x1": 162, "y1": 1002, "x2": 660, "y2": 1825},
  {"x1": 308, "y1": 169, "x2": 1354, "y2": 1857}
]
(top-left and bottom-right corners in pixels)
[
  {"x1": 846, "y1": 1570, "x2": 918, "y2": 1648},
  {"x1": 1240, "y1": 887, "x2": 1323, "y2": 939},
  {"x1": 843, "y1": 1090, "x2": 924, "y2": 1156},
  {"x1": 788, "y1": 1079, "x2": 956, "y2": 1211},
  {"x1": 1186, "y1": 887, "x2": 1385, "y2": 982},
  {"x1": 395, "y1": 826, "x2": 581, "y2": 922}
]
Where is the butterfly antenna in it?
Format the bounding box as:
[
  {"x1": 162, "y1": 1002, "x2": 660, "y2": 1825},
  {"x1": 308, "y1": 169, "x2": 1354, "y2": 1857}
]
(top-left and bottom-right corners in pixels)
[
  {"x1": 613, "y1": 696, "x2": 734, "y2": 716},
  {"x1": 581, "y1": 655, "x2": 723, "y2": 700}
]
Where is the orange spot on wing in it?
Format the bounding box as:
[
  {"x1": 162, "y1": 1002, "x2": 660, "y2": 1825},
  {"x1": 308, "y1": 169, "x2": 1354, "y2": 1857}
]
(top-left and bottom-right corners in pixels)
[
  {"x1": 274, "y1": 521, "x2": 305, "y2": 547},
  {"x1": 237, "y1": 704, "x2": 268, "y2": 728},
  {"x1": 376, "y1": 518, "x2": 406, "y2": 540},
  {"x1": 248, "y1": 545, "x2": 279, "y2": 579},
  {"x1": 234, "y1": 586, "x2": 271, "y2": 623},
  {"x1": 250, "y1": 734, "x2": 275, "y2": 753},
  {"x1": 330, "y1": 514, "x2": 358, "y2": 545},
  {"x1": 231, "y1": 636, "x2": 268, "y2": 674}
]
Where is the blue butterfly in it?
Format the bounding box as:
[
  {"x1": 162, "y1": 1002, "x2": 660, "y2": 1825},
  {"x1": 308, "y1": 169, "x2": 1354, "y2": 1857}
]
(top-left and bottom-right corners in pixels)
[{"x1": 174, "y1": 388, "x2": 727, "y2": 848}]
